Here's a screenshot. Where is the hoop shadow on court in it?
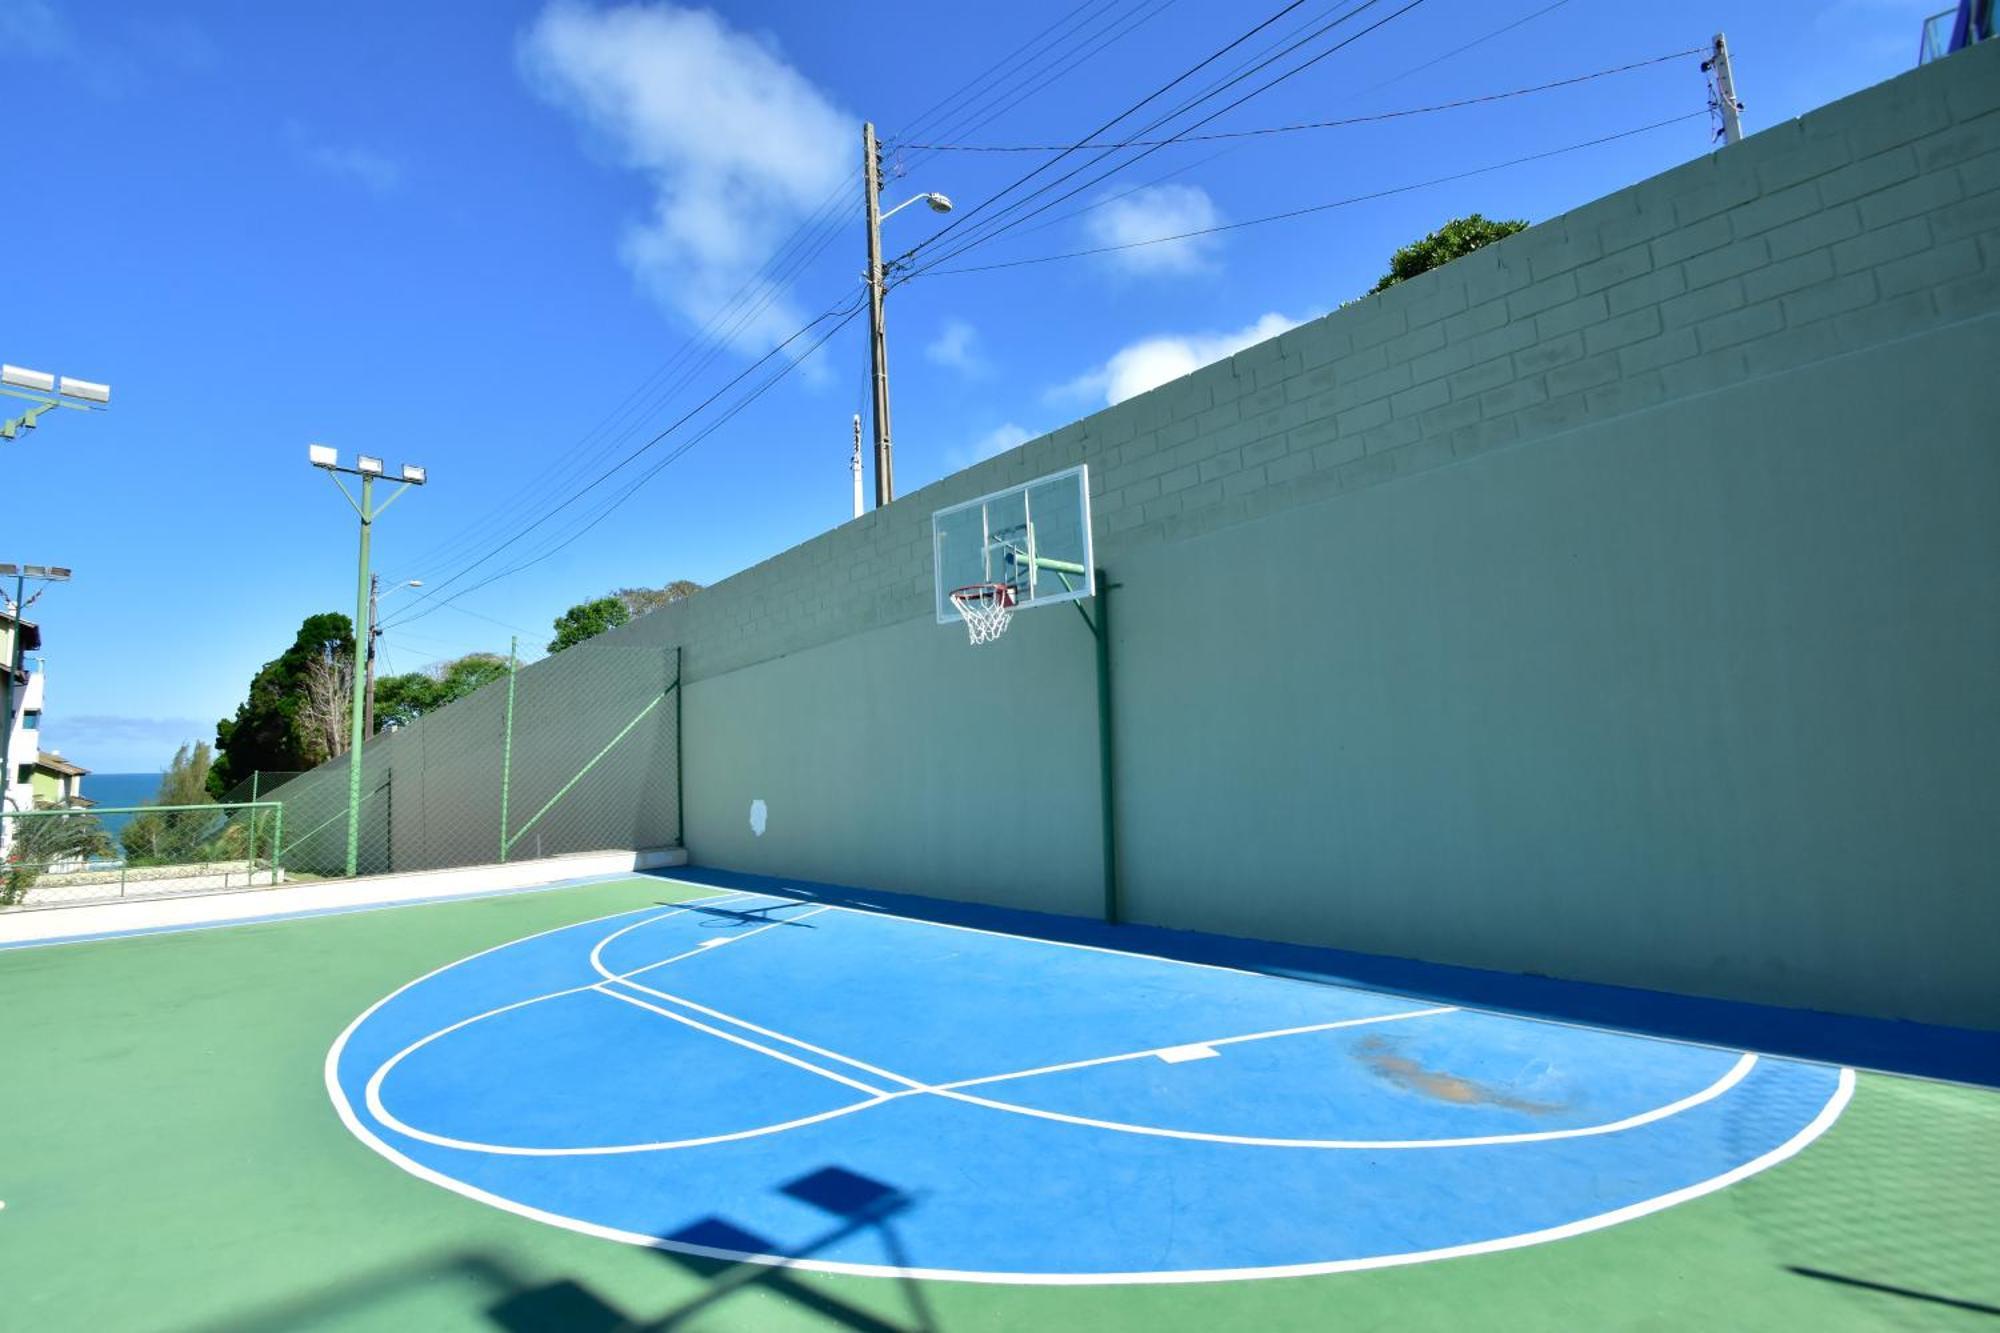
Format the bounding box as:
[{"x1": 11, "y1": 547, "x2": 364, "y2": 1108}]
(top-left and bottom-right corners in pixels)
[{"x1": 193, "y1": 1164, "x2": 935, "y2": 1332}]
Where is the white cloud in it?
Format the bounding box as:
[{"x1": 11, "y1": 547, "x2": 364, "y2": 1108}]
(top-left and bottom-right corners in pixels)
[
  {"x1": 285, "y1": 121, "x2": 403, "y2": 194},
  {"x1": 1059, "y1": 312, "x2": 1304, "y2": 408},
  {"x1": 1083, "y1": 183, "x2": 1222, "y2": 274},
  {"x1": 946, "y1": 422, "x2": 1032, "y2": 471},
  {"x1": 925, "y1": 318, "x2": 986, "y2": 375},
  {"x1": 519, "y1": 2, "x2": 851, "y2": 348}
]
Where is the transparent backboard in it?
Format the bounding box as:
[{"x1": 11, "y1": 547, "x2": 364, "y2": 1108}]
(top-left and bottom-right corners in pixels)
[{"x1": 933, "y1": 464, "x2": 1095, "y2": 623}]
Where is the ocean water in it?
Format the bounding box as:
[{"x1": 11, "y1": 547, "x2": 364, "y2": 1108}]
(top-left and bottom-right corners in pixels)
[{"x1": 79, "y1": 772, "x2": 164, "y2": 836}]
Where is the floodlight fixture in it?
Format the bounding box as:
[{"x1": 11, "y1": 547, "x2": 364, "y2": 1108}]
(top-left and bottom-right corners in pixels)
[
  {"x1": 357, "y1": 455, "x2": 384, "y2": 476},
  {"x1": 400, "y1": 463, "x2": 426, "y2": 485},
  {"x1": 0, "y1": 565, "x2": 16, "y2": 577},
  {"x1": 1, "y1": 366, "x2": 55, "y2": 393},
  {"x1": 58, "y1": 377, "x2": 110, "y2": 404},
  {"x1": 309, "y1": 443, "x2": 338, "y2": 468},
  {"x1": 925, "y1": 193, "x2": 953, "y2": 213}
]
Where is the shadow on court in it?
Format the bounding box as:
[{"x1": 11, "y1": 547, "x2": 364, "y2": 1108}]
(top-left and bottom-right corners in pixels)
[
  {"x1": 190, "y1": 1165, "x2": 934, "y2": 1333},
  {"x1": 684, "y1": 900, "x2": 825, "y2": 933}
]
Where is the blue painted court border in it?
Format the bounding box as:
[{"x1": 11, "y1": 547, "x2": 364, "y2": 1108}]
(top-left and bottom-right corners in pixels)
[
  {"x1": 656, "y1": 866, "x2": 2000, "y2": 1090},
  {"x1": 329, "y1": 879, "x2": 1856, "y2": 1283}
]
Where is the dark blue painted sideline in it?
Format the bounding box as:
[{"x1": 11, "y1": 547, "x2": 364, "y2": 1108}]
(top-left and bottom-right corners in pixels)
[{"x1": 654, "y1": 865, "x2": 2000, "y2": 1090}]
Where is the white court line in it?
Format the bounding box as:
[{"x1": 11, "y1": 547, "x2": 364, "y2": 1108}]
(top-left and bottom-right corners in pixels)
[
  {"x1": 359, "y1": 895, "x2": 877, "y2": 1156},
  {"x1": 642, "y1": 879, "x2": 1794, "y2": 1070},
  {"x1": 926, "y1": 1052, "x2": 1760, "y2": 1150},
  {"x1": 587, "y1": 959, "x2": 1764, "y2": 1153},
  {"x1": 933, "y1": 1008, "x2": 1460, "y2": 1094},
  {"x1": 323, "y1": 887, "x2": 1857, "y2": 1283},
  {"x1": 593, "y1": 983, "x2": 886, "y2": 1096}
]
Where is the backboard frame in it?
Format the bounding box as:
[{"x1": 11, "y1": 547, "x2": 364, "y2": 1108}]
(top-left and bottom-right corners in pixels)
[{"x1": 931, "y1": 463, "x2": 1095, "y2": 626}]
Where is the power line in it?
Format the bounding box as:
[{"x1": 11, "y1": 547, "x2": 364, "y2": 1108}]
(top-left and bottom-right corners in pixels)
[
  {"x1": 899, "y1": 0, "x2": 1315, "y2": 261},
  {"x1": 389, "y1": 306, "x2": 868, "y2": 631},
  {"x1": 913, "y1": 111, "x2": 1709, "y2": 277},
  {"x1": 1001, "y1": 0, "x2": 1594, "y2": 245},
  {"x1": 888, "y1": 0, "x2": 1185, "y2": 164},
  {"x1": 899, "y1": 0, "x2": 1434, "y2": 279},
  {"x1": 898, "y1": 51, "x2": 1703, "y2": 150},
  {"x1": 389, "y1": 181, "x2": 856, "y2": 584},
  {"x1": 383, "y1": 293, "x2": 866, "y2": 630},
  {"x1": 392, "y1": 1, "x2": 1179, "y2": 592},
  {"x1": 1366, "y1": 0, "x2": 1573, "y2": 93}
]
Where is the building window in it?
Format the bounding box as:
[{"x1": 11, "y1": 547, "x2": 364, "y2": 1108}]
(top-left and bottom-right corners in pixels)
[
  {"x1": 22, "y1": 710, "x2": 39, "y2": 730},
  {"x1": 15, "y1": 764, "x2": 31, "y2": 785}
]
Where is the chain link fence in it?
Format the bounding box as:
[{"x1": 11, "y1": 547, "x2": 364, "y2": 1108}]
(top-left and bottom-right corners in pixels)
[
  {"x1": 1, "y1": 801, "x2": 282, "y2": 909},
  {"x1": 271, "y1": 641, "x2": 681, "y2": 880},
  {"x1": 0, "y1": 642, "x2": 680, "y2": 912}
]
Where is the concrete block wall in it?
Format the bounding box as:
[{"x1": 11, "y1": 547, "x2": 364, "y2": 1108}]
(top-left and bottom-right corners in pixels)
[
  {"x1": 297, "y1": 44, "x2": 2000, "y2": 1028},
  {"x1": 604, "y1": 40, "x2": 2000, "y2": 694}
]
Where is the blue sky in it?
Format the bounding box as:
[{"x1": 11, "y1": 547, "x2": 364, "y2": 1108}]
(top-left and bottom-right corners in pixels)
[{"x1": 5, "y1": 0, "x2": 1942, "y2": 773}]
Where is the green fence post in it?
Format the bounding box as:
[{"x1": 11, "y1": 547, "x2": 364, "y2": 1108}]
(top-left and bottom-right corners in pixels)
[
  {"x1": 272, "y1": 800, "x2": 285, "y2": 882},
  {"x1": 674, "y1": 644, "x2": 684, "y2": 848},
  {"x1": 499, "y1": 636, "x2": 518, "y2": 863}
]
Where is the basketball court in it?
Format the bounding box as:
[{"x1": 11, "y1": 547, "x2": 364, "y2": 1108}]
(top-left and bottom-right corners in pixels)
[
  {"x1": 3, "y1": 464, "x2": 1996, "y2": 1330},
  {"x1": 331, "y1": 885, "x2": 1852, "y2": 1283}
]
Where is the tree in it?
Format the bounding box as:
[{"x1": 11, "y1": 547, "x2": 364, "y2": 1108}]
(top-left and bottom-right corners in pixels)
[
  {"x1": 212, "y1": 612, "x2": 356, "y2": 794},
  {"x1": 548, "y1": 596, "x2": 630, "y2": 653},
  {"x1": 4, "y1": 809, "x2": 113, "y2": 905},
  {"x1": 372, "y1": 652, "x2": 512, "y2": 733},
  {"x1": 1370, "y1": 214, "x2": 1527, "y2": 295},
  {"x1": 613, "y1": 580, "x2": 702, "y2": 619},
  {"x1": 121, "y1": 743, "x2": 222, "y2": 868},
  {"x1": 298, "y1": 649, "x2": 355, "y2": 763}
]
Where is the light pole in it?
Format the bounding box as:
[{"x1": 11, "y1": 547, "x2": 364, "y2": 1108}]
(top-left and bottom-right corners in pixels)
[
  {"x1": 310, "y1": 445, "x2": 426, "y2": 876},
  {"x1": 861, "y1": 121, "x2": 951, "y2": 508},
  {"x1": 0, "y1": 565, "x2": 72, "y2": 842},
  {"x1": 1, "y1": 364, "x2": 110, "y2": 440},
  {"x1": 363, "y1": 576, "x2": 422, "y2": 741}
]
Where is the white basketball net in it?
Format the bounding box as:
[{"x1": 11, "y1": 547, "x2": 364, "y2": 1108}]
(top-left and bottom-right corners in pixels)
[{"x1": 949, "y1": 583, "x2": 1016, "y2": 646}]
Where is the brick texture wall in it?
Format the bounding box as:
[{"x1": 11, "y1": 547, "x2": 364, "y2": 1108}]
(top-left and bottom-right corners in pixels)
[{"x1": 615, "y1": 40, "x2": 2000, "y2": 682}]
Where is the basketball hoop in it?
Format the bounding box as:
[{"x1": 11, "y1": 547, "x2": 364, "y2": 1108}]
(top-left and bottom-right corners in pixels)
[{"x1": 948, "y1": 582, "x2": 1016, "y2": 646}]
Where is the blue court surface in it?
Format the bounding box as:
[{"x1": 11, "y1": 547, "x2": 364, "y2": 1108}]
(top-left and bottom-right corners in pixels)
[{"x1": 328, "y1": 885, "x2": 1854, "y2": 1284}]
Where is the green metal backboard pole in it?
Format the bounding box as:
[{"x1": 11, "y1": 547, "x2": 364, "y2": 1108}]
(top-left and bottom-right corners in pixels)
[
  {"x1": 499, "y1": 636, "x2": 518, "y2": 863},
  {"x1": 1074, "y1": 569, "x2": 1120, "y2": 925},
  {"x1": 674, "y1": 645, "x2": 684, "y2": 848}
]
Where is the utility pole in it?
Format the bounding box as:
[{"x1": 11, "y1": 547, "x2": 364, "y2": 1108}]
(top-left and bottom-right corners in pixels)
[
  {"x1": 311, "y1": 446, "x2": 425, "y2": 876},
  {"x1": 863, "y1": 121, "x2": 894, "y2": 508},
  {"x1": 1705, "y1": 33, "x2": 1745, "y2": 146},
  {"x1": 851, "y1": 413, "x2": 864, "y2": 519},
  {"x1": 363, "y1": 573, "x2": 381, "y2": 742}
]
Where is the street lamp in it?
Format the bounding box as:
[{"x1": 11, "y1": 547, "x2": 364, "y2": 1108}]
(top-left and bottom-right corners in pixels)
[
  {"x1": 0, "y1": 563, "x2": 72, "y2": 834},
  {"x1": 861, "y1": 123, "x2": 953, "y2": 509},
  {"x1": 363, "y1": 577, "x2": 423, "y2": 740},
  {"x1": 2, "y1": 364, "x2": 111, "y2": 440},
  {"x1": 311, "y1": 444, "x2": 426, "y2": 876}
]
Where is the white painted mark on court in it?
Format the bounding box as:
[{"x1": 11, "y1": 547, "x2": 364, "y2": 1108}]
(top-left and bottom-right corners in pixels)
[
  {"x1": 698, "y1": 938, "x2": 731, "y2": 949},
  {"x1": 1156, "y1": 1044, "x2": 1219, "y2": 1064},
  {"x1": 749, "y1": 799, "x2": 768, "y2": 836}
]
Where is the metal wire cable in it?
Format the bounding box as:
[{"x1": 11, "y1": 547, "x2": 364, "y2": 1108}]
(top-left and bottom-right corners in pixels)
[
  {"x1": 898, "y1": 0, "x2": 1432, "y2": 279},
  {"x1": 899, "y1": 51, "x2": 1705, "y2": 150},
  {"x1": 915, "y1": 111, "x2": 1710, "y2": 277}
]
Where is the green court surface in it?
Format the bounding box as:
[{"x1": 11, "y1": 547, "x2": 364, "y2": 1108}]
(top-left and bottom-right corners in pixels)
[{"x1": 2, "y1": 877, "x2": 1996, "y2": 1332}]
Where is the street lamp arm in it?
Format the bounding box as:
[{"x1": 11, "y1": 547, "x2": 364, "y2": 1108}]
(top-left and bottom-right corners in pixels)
[{"x1": 879, "y1": 191, "x2": 953, "y2": 225}]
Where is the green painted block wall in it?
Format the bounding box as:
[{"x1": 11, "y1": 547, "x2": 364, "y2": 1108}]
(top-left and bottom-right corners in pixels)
[{"x1": 275, "y1": 42, "x2": 2000, "y2": 1029}]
